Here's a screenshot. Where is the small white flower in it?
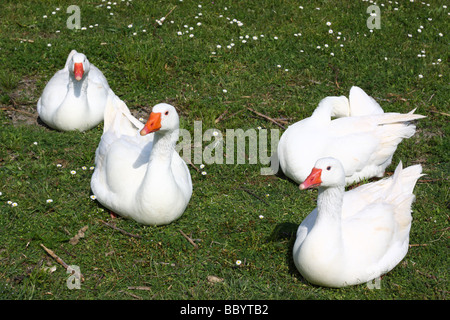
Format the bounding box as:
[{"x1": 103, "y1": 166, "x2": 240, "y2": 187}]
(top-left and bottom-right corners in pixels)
[
  {"x1": 216, "y1": 45, "x2": 221, "y2": 49},
  {"x1": 90, "y1": 166, "x2": 95, "y2": 170},
  {"x1": 81, "y1": 27, "x2": 87, "y2": 30},
  {"x1": 82, "y1": 166, "x2": 87, "y2": 170},
  {"x1": 257, "y1": 126, "x2": 262, "y2": 130},
  {"x1": 222, "y1": 89, "x2": 227, "y2": 93},
  {"x1": 33, "y1": 141, "x2": 38, "y2": 145},
  {"x1": 418, "y1": 74, "x2": 423, "y2": 79},
  {"x1": 213, "y1": 131, "x2": 219, "y2": 137},
  {"x1": 177, "y1": 31, "x2": 182, "y2": 35},
  {"x1": 43, "y1": 15, "x2": 47, "y2": 18},
  {"x1": 70, "y1": 170, "x2": 76, "y2": 175},
  {"x1": 438, "y1": 33, "x2": 443, "y2": 37},
  {"x1": 284, "y1": 69, "x2": 289, "y2": 72},
  {"x1": 46, "y1": 199, "x2": 53, "y2": 203},
  {"x1": 7, "y1": 201, "x2": 12, "y2": 205},
  {"x1": 200, "y1": 164, "x2": 205, "y2": 169},
  {"x1": 90, "y1": 195, "x2": 97, "y2": 200},
  {"x1": 329, "y1": 29, "x2": 333, "y2": 34},
  {"x1": 273, "y1": 36, "x2": 278, "y2": 40},
  {"x1": 56, "y1": 164, "x2": 62, "y2": 168},
  {"x1": 242, "y1": 40, "x2": 247, "y2": 43},
  {"x1": 277, "y1": 64, "x2": 281, "y2": 68},
  {"x1": 189, "y1": 34, "x2": 194, "y2": 38},
  {"x1": 235, "y1": 260, "x2": 242, "y2": 266},
  {"x1": 128, "y1": 24, "x2": 133, "y2": 28},
  {"x1": 197, "y1": 22, "x2": 202, "y2": 26},
  {"x1": 252, "y1": 36, "x2": 258, "y2": 40},
  {"x1": 201, "y1": 171, "x2": 207, "y2": 176},
  {"x1": 47, "y1": 43, "x2": 52, "y2": 47},
  {"x1": 259, "y1": 215, "x2": 264, "y2": 219},
  {"x1": 11, "y1": 202, "x2": 18, "y2": 207},
  {"x1": 326, "y1": 21, "x2": 331, "y2": 26}
]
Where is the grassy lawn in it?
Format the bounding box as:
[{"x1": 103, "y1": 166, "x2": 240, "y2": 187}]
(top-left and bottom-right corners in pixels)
[{"x1": 0, "y1": 0, "x2": 448, "y2": 301}]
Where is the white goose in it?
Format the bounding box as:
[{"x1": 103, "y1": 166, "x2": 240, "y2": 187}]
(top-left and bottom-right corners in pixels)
[
  {"x1": 37, "y1": 50, "x2": 114, "y2": 131},
  {"x1": 90, "y1": 96, "x2": 192, "y2": 225},
  {"x1": 293, "y1": 157, "x2": 423, "y2": 288},
  {"x1": 277, "y1": 87, "x2": 425, "y2": 185}
]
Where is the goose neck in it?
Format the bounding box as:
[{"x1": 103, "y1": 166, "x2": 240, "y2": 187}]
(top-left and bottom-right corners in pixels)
[
  {"x1": 68, "y1": 75, "x2": 88, "y2": 97},
  {"x1": 149, "y1": 131, "x2": 176, "y2": 164},
  {"x1": 315, "y1": 185, "x2": 345, "y2": 225}
]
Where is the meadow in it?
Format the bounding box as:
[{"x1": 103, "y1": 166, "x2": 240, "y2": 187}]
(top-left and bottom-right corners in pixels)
[{"x1": 0, "y1": 0, "x2": 448, "y2": 301}]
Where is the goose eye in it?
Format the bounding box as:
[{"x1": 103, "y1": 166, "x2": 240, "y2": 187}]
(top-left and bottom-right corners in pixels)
[
  {"x1": 165, "y1": 111, "x2": 169, "y2": 115},
  {"x1": 326, "y1": 166, "x2": 331, "y2": 171}
]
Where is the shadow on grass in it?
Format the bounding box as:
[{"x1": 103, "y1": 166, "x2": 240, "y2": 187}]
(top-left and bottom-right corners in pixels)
[{"x1": 267, "y1": 221, "x2": 308, "y2": 283}]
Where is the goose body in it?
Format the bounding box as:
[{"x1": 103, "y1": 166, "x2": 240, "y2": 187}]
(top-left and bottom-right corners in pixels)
[
  {"x1": 37, "y1": 50, "x2": 114, "y2": 131},
  {"x1": 90, "y1": 97, "x2": 192, "y2": 225},
  {"x1": 277, "y1": 87, "x2": 425, "y2": 185},
  {"x1": 293, "y1": 157, "x2": 423, "y2": 287}
]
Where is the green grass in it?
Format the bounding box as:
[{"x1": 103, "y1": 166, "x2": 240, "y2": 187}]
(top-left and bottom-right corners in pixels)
[{"x1": 0, "y1": 0, "x2": 448, "y2": 300}]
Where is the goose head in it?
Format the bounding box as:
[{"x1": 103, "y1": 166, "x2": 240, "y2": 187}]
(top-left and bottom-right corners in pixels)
[
  {"x1": 140, "y1": 103, "x2": 179, "y2": 136},
  {"x1": 69, "y1": 53, "x2": 90, "y2": 81},
  {"x1": 300, "y1": 157, "x2": 346, "y2": 190}
]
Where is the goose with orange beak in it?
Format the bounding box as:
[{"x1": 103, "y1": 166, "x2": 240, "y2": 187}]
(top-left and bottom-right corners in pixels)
[
  {"x1": 293, "y1": 157, "x2": 423, "y2": 287},
  {"x1": 91, "y1": 100, "x2": 193, "y2": 226},
  {"x1": 37, "y1": 50, "x2": 115, "y2": 131}
]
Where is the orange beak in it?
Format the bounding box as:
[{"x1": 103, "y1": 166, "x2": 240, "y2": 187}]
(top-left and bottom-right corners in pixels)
[
  {"x1": 140, "y1": 112, "x2": 162, "y2": 136},
  {"x1": 74, "y1": 62, "x2": 84, "y2": 81},
  {"x1": 299, "y1": 167, "x2": 322, "y2": 190}
]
